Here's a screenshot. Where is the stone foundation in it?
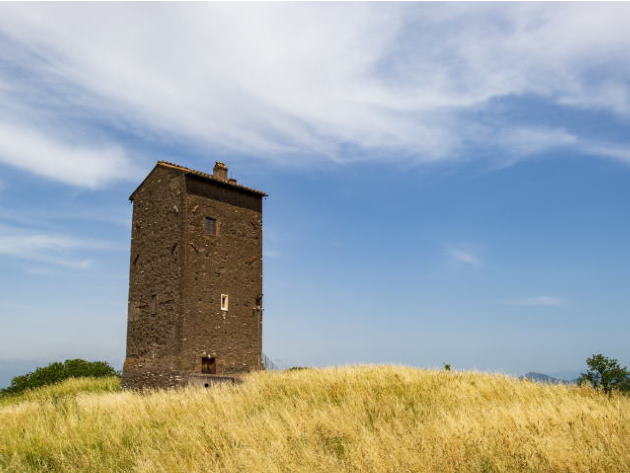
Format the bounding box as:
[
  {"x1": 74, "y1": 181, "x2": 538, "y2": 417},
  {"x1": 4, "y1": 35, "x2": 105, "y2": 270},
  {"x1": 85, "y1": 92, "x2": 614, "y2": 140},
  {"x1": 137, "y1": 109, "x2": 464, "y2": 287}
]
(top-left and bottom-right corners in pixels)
[{"x1": 188, "y1": 374, "x2": 242, "y2": 388}]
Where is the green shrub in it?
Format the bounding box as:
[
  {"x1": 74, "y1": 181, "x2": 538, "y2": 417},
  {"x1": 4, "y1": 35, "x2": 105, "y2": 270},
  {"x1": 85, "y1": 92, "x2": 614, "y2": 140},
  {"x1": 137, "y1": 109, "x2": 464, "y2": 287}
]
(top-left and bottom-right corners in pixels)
[
  {"x1": 0, "y1": 359, "x2": 119, "y2": 396},
  {"x1": 577, "y1": 354, "x2": 630, "y2": 395}
]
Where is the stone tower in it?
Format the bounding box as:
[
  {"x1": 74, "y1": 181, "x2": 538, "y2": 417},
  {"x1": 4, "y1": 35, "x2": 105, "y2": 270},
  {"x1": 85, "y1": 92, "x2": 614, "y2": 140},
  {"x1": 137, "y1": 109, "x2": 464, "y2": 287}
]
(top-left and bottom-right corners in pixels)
[{"x1": 122, "y1": 161, "x2": 266, "y2": 389}]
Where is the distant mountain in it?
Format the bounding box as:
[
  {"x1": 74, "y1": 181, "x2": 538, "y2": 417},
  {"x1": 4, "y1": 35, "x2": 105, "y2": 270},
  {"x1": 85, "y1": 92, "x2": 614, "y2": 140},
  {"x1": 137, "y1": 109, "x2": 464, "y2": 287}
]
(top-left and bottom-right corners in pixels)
[{"x1": 521, "y1": 372, "x2": 578, "y2": 385}]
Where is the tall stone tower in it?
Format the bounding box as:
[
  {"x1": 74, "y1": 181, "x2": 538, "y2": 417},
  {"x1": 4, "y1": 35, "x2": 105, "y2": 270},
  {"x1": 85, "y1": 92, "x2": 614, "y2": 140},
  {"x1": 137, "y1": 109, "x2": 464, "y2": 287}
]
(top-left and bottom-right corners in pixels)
[{"x1": 122, "y1": 161, "x2": 266, "y2": 389}]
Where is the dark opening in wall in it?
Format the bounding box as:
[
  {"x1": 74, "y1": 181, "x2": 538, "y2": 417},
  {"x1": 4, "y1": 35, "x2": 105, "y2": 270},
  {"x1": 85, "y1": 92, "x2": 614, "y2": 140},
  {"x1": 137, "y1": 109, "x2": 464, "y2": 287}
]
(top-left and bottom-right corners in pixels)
[
  {"x1": 204, "y1": 217, "x2": 217, "y2": 236},
  {"x1": 201, "y1": 356, "x2": 217, "y2": 374}
]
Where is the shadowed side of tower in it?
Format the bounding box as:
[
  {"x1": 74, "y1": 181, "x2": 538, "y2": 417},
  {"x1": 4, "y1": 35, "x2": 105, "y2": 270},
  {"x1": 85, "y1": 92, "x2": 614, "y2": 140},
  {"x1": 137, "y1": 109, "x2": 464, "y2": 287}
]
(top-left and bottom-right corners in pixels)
[{"x1": 122, "y1": 161, "x2": 266, "y2": 389}]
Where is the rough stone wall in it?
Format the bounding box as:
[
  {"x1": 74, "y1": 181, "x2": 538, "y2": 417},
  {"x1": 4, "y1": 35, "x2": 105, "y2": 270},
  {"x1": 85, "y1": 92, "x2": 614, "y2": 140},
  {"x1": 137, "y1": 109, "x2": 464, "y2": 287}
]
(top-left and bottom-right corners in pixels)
[
  {"x1": 122, "y1": 166, "x2": 186, "y2": 389},
  {"x1": 187, "y1": 374, "x2": 243, "y2": 388},
  {"x1": 122, "y1": 164, "x2": 264, "y2": 389},
  {"x1": 180, "y1": 176, "x2": 263, "y2": 376}
]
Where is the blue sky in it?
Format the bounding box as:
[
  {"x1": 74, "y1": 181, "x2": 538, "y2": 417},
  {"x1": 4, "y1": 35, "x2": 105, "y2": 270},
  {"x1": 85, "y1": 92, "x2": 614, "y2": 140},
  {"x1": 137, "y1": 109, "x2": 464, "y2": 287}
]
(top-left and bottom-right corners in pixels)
[{"x1": 1, "y1": 3, "x2": 629, "y2": 384}]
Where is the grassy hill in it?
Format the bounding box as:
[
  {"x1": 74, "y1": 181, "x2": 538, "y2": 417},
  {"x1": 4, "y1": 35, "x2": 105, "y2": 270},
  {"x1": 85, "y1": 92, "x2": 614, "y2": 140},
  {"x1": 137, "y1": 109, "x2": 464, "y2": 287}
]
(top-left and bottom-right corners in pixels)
[{"x1": 0, "y1": 365, "x2": 629, "y2": 473}]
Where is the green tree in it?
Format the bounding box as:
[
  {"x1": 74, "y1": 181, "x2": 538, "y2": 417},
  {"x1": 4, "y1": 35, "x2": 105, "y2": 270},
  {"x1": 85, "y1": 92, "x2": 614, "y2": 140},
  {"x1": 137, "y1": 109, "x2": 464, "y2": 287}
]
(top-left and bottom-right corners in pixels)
[
  {"x1": 578, "y1": 354, "x2": 630, "y2": 395},
  {"x1": 0, "y1": 359, "x2": 119, "y2": 396}
]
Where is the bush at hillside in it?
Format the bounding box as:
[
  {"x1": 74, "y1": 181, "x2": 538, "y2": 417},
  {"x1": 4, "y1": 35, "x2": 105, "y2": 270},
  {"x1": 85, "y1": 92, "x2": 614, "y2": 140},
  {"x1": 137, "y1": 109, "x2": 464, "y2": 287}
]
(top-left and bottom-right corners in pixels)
[
  {"x1": 577, "y1": 353, "x2": 630, "y2": 395},
  {"x1": 0, "y1": 359, "x2": 119, "y2": 396}
]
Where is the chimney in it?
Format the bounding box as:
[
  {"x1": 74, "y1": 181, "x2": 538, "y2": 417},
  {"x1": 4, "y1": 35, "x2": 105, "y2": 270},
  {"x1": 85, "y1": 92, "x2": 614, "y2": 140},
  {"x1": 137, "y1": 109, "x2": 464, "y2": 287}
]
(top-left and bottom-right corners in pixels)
[{"x1": 213, "y1": 161, "x2": 228, "y2": 181}]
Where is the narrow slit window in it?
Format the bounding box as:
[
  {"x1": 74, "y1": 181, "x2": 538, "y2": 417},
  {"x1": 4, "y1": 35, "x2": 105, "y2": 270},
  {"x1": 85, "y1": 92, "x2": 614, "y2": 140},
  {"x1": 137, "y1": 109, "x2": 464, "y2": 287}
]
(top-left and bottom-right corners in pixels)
[
  {"x1": 204, "y1": 217, "x2": 217, "y2": 236},
  {"x1": 220, "y1": 294, "x2": 229, "y2": 311}
]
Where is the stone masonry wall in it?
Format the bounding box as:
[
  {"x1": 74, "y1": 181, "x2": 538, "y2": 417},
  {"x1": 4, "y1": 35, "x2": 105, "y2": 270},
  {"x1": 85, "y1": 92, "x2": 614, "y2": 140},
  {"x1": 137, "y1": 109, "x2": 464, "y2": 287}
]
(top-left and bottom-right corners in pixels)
[
  {"x1": 180, "y1": 175, "x2": 263, "y2": 376},
  {"x1": 122, "y1": 164, "x2": 264, "y2": 390},
  {"x1": 122, "y1": 166, "x2": 186, "y2": 389}
]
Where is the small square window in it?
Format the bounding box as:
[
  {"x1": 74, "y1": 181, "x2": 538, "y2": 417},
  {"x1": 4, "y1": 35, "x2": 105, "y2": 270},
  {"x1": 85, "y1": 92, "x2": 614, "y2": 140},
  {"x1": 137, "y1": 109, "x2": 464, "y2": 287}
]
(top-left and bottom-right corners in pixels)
[
  {"x1": 220, "y1": 294, "x2": 229, "y2": 311},
  {"x1": 204, "y1": 217, "x2": 217, "y2": 236}
]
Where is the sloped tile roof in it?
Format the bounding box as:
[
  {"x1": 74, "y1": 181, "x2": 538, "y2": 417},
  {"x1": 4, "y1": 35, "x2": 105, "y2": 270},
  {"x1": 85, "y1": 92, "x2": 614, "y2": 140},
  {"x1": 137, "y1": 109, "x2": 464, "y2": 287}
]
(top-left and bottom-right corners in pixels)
[{"x1": 130, "y1": 161, "x2": 268, "y2": 200}]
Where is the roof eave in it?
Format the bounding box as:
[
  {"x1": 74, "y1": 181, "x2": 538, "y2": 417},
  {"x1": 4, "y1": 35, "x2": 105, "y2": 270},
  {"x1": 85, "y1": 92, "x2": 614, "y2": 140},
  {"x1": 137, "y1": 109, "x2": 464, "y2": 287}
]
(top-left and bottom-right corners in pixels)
[
  {"x1": 183, "y1": 172, "x2": 268, "y2": 197},
  {"x1": 129, "y1": 161, "x2": 268, "y2": 201}
]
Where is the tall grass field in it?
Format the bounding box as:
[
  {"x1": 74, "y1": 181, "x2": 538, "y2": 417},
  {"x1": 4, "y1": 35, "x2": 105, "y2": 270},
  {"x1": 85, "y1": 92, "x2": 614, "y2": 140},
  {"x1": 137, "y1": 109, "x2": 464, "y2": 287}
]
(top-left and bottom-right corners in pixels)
[{"x1": 1, "y1": 365, "x2": 629, "y2": 473}]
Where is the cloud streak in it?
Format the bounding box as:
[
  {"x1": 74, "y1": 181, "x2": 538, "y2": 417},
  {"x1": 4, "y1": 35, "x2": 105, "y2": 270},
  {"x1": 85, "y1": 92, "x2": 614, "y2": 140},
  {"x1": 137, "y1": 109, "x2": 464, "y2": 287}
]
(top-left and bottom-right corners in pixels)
[
  {"x1": 0, "y1": 225, "x2": 112, "y2": 269},
  {"x1": 0, "y1": 3, "x2": 629, "y2": 185},
  {"x1": 447, "y1": 247, "x2": 480, "y2": 266},
  {"x1": 0, "y1": 121, "x2": 137, "y2": 188}
]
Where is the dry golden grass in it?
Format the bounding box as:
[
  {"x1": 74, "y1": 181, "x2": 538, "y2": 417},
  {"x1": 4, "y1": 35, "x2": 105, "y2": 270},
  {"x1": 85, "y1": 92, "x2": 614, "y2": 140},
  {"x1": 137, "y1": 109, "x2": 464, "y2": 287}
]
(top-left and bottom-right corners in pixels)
[{"x1": 0, "y1": 365, "x2": 629, "y2": 473}]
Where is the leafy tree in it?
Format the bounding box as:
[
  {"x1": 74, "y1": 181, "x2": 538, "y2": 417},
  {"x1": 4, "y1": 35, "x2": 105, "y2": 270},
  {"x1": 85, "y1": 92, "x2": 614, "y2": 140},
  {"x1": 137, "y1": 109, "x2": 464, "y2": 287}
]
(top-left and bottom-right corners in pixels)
[
  {"x1": 0, "y1": 359, "x2": 119, "y2": 396},
  {"x1": 578, "y1": 354, "x2": 630, "y2": 395},
  {"x1": 443, "y1": 363, "x2": 452, "y2": 371}
]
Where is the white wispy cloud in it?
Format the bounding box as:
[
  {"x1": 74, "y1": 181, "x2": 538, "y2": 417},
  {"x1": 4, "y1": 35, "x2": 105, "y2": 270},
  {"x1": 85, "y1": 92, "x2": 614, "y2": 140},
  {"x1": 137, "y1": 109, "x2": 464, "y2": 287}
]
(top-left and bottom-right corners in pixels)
[
  {"x1": 447, "y1": 247, "x2": 480, "y2": 266},
  {"x1": 498, "y1": 130, "x2": 630, "y2": 165},
  {"x1": 498, "y1": 128, "x2": 578, "y2": 158},
  {"x1": 0, "y1": 225, "x2": 111, "y2": 269},
  {"x1": 0, "y1": 2, "x2": 628, "y2": 184},
  {"x1": 583, "y1": 143, "x2": 630, "y2": 164},
  {"x1": 501, "y1": 296, "x2": 567, "y2": 308},
  {"x1": 0, "y1": 121, "x2": 137, "y2": 188}
]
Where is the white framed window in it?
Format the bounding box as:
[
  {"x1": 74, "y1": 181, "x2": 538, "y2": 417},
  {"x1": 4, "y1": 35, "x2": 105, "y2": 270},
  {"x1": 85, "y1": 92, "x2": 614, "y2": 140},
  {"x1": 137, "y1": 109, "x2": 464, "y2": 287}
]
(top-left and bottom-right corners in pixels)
[{"x1": 220, "y1": 294, "x2": 229, "y2": 311}]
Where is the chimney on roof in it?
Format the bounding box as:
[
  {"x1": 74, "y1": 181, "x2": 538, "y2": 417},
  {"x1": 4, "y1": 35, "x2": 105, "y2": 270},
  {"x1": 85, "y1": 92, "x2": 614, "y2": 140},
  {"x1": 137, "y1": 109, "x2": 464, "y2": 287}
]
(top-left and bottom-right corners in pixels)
[{"x1": 213, "y1": 161, "x2": 228, "y2": 181}]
